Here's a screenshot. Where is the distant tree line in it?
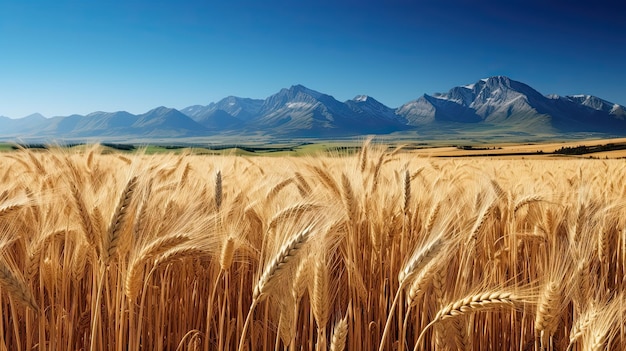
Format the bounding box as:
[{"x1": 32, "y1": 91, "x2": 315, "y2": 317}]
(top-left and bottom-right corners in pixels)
[
  {"x1": 456, "y1": 145, "x2": 503, "y2": 150},
  {"x1": 553, "y1": 143, "x2": 626, "y2": 155}
]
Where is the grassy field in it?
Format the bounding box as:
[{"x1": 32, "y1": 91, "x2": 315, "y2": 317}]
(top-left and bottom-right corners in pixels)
[
  {"x1": 0, "y1": 142, "x2": 352, "y2": 157},
  {"x1": 0, "y1": 142, "x2": 624, "y2": 350},
  {"x1": 5, "y1": 137, "x2": 626, "y2": 158}
]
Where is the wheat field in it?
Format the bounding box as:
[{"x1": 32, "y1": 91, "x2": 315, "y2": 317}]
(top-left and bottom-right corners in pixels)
[{"x1": 0, "y1": 142, "x2": 624, "y2": 351}]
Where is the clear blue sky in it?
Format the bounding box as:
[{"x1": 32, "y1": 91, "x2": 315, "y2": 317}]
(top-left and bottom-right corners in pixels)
[{"x1": 1, "y1": 0, "x2": 625, "y2": 118}]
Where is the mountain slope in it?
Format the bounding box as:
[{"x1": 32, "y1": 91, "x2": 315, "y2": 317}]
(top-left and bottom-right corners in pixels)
[
  {"x1": 0, "y1": 113, "x2": 51, "y2": 136},
  {"x1": 194, "y1": 109, "x2": 243, "y2": 130},
  {"x1": 132, "y1": 107, "x2": 208, "y2": 137},
  {"x1": 345, "y1": 95, "x2": 406, "y2": 124},
  {"x1": 32, "y1": 108, "x2": 207, "y2": 138},
  {"x1": 181, "y1": 96, "x2": 263, "y2": 124}
]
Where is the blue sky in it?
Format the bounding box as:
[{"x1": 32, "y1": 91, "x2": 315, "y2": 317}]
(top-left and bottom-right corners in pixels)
[{"x1": 0, "y1": 0, "x2": 625, "y2": 118}]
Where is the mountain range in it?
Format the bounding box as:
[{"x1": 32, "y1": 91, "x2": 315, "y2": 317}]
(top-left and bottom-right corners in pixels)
[{"x1": 2, "y1": 76, "x2": 625, "y2": 141}]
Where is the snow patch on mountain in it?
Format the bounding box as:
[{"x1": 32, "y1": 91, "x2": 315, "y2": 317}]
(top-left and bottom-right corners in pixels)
[{"x1": 286, "y1": 102, "x2": 316, "y2": 109}]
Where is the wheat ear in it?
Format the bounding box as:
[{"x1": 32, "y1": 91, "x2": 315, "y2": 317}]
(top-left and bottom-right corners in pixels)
[
  {"x1": 359, "y1": 137, "x2": 371, "y2": 173},
  {"x1": 292, "y1": 255, "x2": 310, "y2": 301},
  {"x1": 415, "y1": 290, "x2": 520, "y2": 350},
  {"x1": 341, "y1": 174, "x2": 357, "y2": 222},
  {"x1": 266, "y1": 178, "x2": 294, "y2": 202},
  {"x1": 153, "y1": 247, "x2": 205, "y2": 267},
  {"x1": 215, "y1": 170, "x2": 222, "y2": 209},
  {"x1": 329, "y1": 314, "x2": 349, "y2": 351},
  {"x1": 310, "y1": 166, "x2": 341, "y2": 197},
  {"x1": 0, "y1": 259, "x2": 38, "y2": 311},
  {"x1": 238, "y1": 225, "x2": 314, "y2": 351},
  {"x1": 406, "y1": 260, "x2": 439, "y2": 307},
  {"x1": 27, "y1": 230, "x2": 66, "y2": 279},
  {"x1": 403, "y1": 170, "x2": 411, "y2": 216},
  {"x1": 513, "y1": 195, "x2": 544, "y2": 213},
  {"x1": 268, "y1": 204, "x2": 319, "y2": 231},
  {"x1": 253, "y1": 225, "x2": 313, "y2": 300},
  {"x1": 398, "y1": 237, "x2": 445, "y2": 284},
  {"x1": 379, "y1": 237, "x2": 445, "y2": 351},
  {"x1": 0, "y1": 203, "x2": 25, "y2": 218},
  {"x1": 294, "y1": 172, "x2": 312, "y2": 196},
  {"x1": 312, "y1": 254, "x2": 330, "y2": 331},
  {"x1": 103, "y1": 176, "x2": 138, "y2": 264},
  {"x1": 425, "y1": 201, "x2": 441, "y2": 235},
  {"x1": 567, "y1": 306, "x2": 598, "y2": 351},
  {"x1": 534, "y1": 281, "x2": 561, "y2": 344},
  {"x1": 125, "y1": 234, "x2": 190, "y2": 300},
  {"x1": 71, "y1": 183, "x2": 98, "y2": 251},
  {"x1": 219, "y1": 236, "x2": 236, "y2": 271}
]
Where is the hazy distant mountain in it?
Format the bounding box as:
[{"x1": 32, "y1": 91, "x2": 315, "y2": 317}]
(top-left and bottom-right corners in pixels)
[
  {"x1": 2, "y1": 76, "x2": 626, "y2": 140},
  {"x1": 0, "y1": 113, "x2": 51, "y2": 135},
  {"x1": 8, "y1": 108, "x2": 207, "y2": 138},
  {"x1": 68, "y1": 111, "x2": 136, "y2": 136},
  {"x1": 131, "y1": 107, "x2": 208, "y2": 137}
]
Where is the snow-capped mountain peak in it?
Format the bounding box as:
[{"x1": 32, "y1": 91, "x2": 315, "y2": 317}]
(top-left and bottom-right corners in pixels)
[{"x1": 287, "y1": 84, "x2": 324, "y2": 99}]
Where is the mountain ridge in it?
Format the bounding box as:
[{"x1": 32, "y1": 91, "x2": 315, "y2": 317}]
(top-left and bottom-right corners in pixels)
[{"x1": 2, "y1": 76, "x2": 626, "y2": 140}]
